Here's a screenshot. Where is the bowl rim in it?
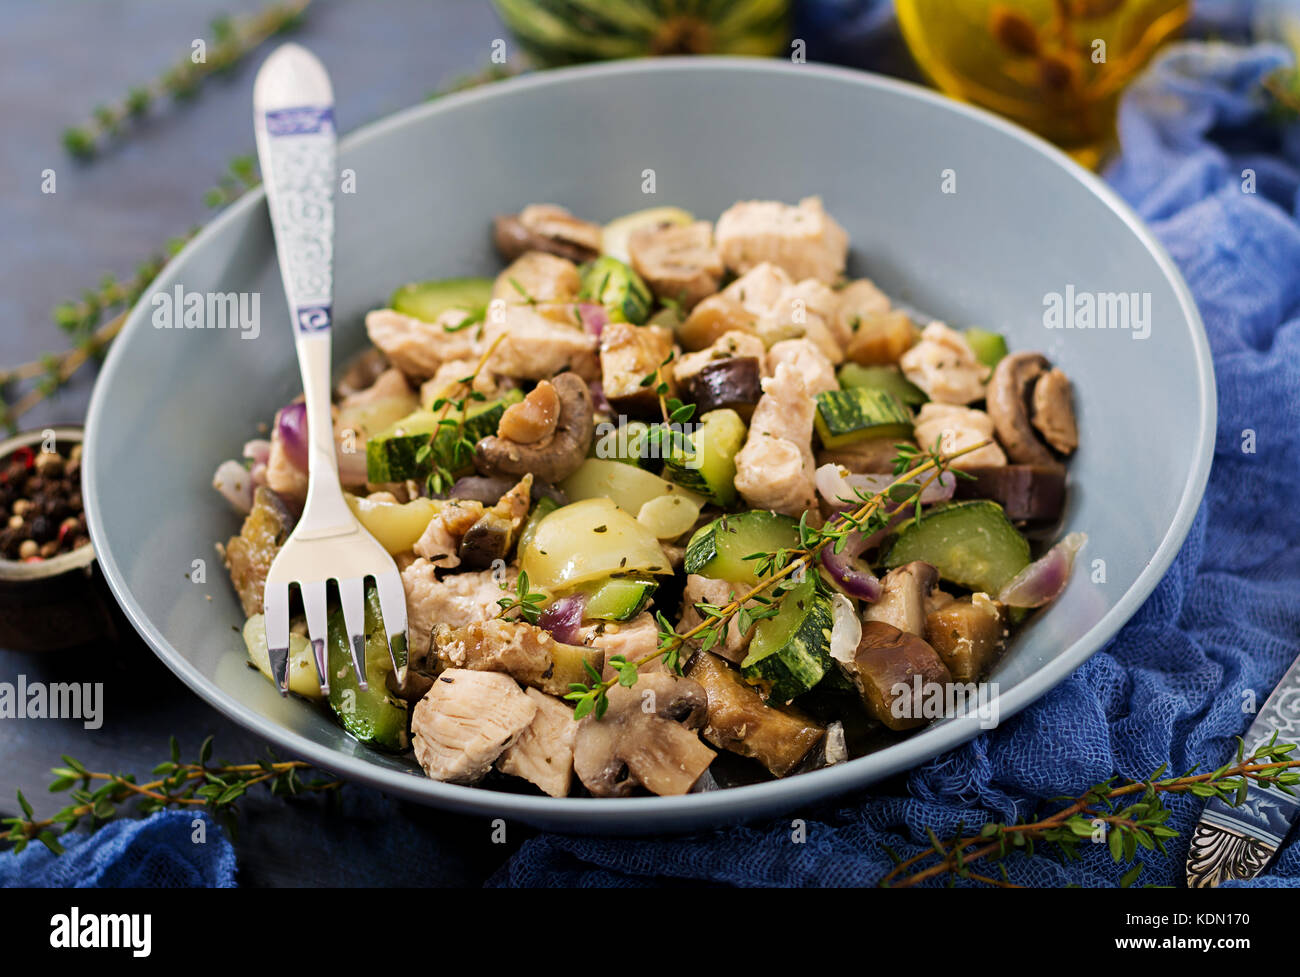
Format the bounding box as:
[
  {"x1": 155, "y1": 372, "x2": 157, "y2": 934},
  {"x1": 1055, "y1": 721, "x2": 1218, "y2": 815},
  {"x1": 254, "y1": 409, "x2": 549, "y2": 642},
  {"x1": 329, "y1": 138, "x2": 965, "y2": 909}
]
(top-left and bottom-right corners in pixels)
[{"x1": 83, "y1": 56, "x2": 1216, "y2": 827}]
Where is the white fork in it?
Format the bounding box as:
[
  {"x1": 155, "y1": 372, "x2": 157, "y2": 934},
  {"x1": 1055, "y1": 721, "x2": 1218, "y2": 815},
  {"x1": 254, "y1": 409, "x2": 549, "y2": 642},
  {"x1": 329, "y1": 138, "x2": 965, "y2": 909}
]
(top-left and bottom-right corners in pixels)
[{"x1": 253, "y1": 43, "x2": 407, "y2": 696}]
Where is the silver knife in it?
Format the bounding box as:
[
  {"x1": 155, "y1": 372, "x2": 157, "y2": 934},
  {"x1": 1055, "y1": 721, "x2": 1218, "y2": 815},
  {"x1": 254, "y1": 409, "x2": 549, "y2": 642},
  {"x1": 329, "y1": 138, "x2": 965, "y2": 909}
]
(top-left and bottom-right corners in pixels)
[{"x1": 1186, "y1": 653, "x2": 1300, "y2": 887}]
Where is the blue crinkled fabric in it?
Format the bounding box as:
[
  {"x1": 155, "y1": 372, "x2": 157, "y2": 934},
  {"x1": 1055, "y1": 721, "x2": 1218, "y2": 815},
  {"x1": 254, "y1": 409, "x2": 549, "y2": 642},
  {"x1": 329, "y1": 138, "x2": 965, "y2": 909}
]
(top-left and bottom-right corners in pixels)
[
  {"x1": 0, "y1": 811, "x2": 236, "y2": 888},
  {"x1": 493, "y1": 38, "x2": 1300, "y2": 887}
]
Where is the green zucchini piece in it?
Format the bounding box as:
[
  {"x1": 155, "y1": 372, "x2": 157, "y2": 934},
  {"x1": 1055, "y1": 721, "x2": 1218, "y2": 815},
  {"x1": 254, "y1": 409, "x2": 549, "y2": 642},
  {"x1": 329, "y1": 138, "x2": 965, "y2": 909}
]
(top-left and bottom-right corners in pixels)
[
  {"x1": 327, "y1": 586, "x2": 409, "y2": 751},
  {"x1": 365, "y1": 390, "x2": 523, "y2": 484},
  {"x1": 662, "y1": 408, "x2": 747, "y2": 506},
  {"x1": 517, "y1": 495, "x2": 559, "y2": 557},
  {"x1": 964, "y1": 328, "x2": 1008, "y2": 368},
  {"x1": 882, "y1": 500, "x2": 1030, "y2": 594},
  {"x1": 579, "y1": 256, "x2": 652, "y2": 325},
  {"x1": 592, "y1": 419, "x2": 653, "y2": 467},
  {"x1": 813, "y1": 388, "x2": 913, "y2": 449},
  {"x1": 683, "y1": 510, "x2": 801, "y2": 584},
  {"x1": 389, "y1": 277, "x2": 493, "y2": 324},
  {"x1": 580, "y1": 575, "x2": 657, "y2": 621},
  {"x1": 837, "y1": 363, "x2": 927, "y2": 407},
  {"x1": 741, "y1": 578, "x2": 834, "y2": 703}
]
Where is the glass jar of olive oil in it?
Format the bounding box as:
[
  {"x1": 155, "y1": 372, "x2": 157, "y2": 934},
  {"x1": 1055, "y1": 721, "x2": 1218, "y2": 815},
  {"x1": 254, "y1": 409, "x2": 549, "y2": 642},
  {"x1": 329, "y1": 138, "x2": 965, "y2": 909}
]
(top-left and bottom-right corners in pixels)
[{"x1": 896, "y1": 0, "x2": 1191, "y2": 167}]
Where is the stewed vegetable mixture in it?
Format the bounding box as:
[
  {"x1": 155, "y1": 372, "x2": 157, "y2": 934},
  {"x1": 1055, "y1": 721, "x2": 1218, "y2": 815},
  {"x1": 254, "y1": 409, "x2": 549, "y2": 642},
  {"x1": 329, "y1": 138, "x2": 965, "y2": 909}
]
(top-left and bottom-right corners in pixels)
[{"x1": 214, "y1": 197, "x2": 1086, "y2": 797}]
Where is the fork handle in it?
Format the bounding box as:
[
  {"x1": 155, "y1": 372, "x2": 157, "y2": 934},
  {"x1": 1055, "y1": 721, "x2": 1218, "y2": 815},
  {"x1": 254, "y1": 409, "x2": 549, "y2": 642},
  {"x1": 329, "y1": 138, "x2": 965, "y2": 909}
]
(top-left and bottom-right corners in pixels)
[{"x1": 253, "y1": 45, "x2": 348, "y2": 524}]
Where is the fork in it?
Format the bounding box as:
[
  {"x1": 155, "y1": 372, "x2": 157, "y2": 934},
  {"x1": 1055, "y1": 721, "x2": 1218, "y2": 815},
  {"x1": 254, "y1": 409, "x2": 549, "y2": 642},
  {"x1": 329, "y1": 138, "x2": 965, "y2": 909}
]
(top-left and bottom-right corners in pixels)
[{"x1": 253, "y1": 43, "x2": 407, "y2": 696}]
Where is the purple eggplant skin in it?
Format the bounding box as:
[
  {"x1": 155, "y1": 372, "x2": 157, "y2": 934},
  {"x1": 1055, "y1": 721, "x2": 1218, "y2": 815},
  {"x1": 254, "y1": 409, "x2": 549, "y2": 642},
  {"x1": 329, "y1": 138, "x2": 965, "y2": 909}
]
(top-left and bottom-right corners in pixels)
[
  {"x1": 953, "y1": 464, "x2": 1065, "y2": 522},
  {"x1": 680, "y1": 357, "x2": 762, "y2": 420},
  {"x1": 841, "y1": 621, "x2": 953, "y2": 731}
]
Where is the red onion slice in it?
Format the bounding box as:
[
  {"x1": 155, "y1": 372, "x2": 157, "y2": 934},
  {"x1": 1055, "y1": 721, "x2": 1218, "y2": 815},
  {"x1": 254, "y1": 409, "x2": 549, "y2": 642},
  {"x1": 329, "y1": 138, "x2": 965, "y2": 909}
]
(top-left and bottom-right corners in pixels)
[
  {"x1": 577, "y1": 302, "x2": 608, "y2": 338},
  {"x1": 820, "y1": 541, "x2": 882, "y2": 602},
  {"x1": 243, "y1": 438, "x2": 272, "y2": 468},
  {"x1": 539, "y1": 593, "x2": 586, "y2": 644},
  {"x1": 815, "y1": 463, "x2": 954, "y2": 513},
  {"x1": 276, "y1": 402, "x2": 309, "y2": 472},
  {"x1": 998, "y1": 532, "x2": 1088, "y2": 608}
]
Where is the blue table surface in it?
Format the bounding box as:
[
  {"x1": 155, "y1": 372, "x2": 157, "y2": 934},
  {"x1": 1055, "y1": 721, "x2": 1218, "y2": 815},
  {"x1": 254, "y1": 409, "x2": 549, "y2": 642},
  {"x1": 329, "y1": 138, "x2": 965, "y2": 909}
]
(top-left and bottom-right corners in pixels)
[{"x1": 0, "y1": 0, "x2": 530, "y2": 887}]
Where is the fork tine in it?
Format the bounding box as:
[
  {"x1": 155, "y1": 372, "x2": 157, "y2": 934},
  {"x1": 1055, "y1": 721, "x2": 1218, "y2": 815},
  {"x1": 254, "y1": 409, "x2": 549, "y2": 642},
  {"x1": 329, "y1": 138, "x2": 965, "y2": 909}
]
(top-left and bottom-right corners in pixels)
[
  {"x1": 337, "y1": 575, "x2": 368, "y2": 690},
  {"x1": 300, "y1": 579, "x2": 331, "y2": 695},
  {"x1": 374, "y1": 570, "x2": 409, "y2": 682},
  {"x1": 263, "y1": 581, "x2": 292, "y2": 696}
]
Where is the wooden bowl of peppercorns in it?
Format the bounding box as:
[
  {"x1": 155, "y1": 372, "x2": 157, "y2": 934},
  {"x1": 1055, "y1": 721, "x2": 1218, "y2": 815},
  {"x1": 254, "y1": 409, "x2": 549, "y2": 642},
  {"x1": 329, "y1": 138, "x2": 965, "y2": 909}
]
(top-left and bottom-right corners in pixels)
[{"x1": 0, "y1": 426, "x2": 121, "y2": 651}]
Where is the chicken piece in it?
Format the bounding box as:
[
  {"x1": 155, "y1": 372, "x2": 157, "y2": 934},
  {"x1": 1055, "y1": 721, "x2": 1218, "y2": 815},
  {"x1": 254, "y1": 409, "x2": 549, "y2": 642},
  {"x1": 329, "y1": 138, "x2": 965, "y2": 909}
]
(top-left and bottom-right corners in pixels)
[
  {"x1": 492, "y1": 251, "x2": 582, "y2": 305},
  {"x1": 912, "y1": 403, "x2": 1007, "y2": 469},
  {"x1": 733, "y1": 363, "x2": 817, "y2": 516},
  {"x1": 432, "y1": 618, "x2": 603, "y2": 696},
  {"x1": 721, "y1": 262, "x2": 793, "y2": 317},
  {"x1": 411, "y1": 670, "x2": 537, "y2": 784},
  {"x1": 401, "y1": 561, "x2": 516, "y2": 661},
  {"x1": 758, "y1": 279, "x2": 845, "y2": 361},
  {"x1": 720, "y1": 265, "x2": 843, "y2": 363},
  {"x1": 836, "y1": 278, "x2": 892, "y2": 339},
  {"x1": 766, "y1": 338, "x2": 838, "y2": 397},
  {"x1": 675, "y1": 575, "x2": 758, "y2": 665},
  {"x1": 677, "y1": 294, "x2": 761, "y2": 351},
  {"x1": 497, "y1": 688, "x2": 579, "y2": 798},
  {"x1": 600, "y1": 321, "x2": 676, "y2": 418},
  {"x1": 263, "y1": 426, "x2": 308, "y2": 504},
  {"x1": 580, "y1": 613, "x2": 665, "y2": 678},
  {"x1": 412, "y1": 499, "x2": 485, "y2": 568},
  {"x1": 898, "y1": 322, "x2": 990, "y2": 405},
  {"x1": 338, "y1": 368, "x2": 412, "y2": 414},
  {"x1": 419, "y1": 358, "x2": 511, "y2": 406},
  {"x1": 365, "y1": 308, "x2": 480, "y2": 381},
  {"x1": 482, "y1": 304, "x2": 599, "y2": 381},
  {"x1": 628, "y1": 220, "x2": 724, "y2": 310},
  {"x1": 674, "y1": 330, "x2": 769, "y2": 381},
  {"x1": 715, "y1": 197, "x2": 848, "y2": 284}
]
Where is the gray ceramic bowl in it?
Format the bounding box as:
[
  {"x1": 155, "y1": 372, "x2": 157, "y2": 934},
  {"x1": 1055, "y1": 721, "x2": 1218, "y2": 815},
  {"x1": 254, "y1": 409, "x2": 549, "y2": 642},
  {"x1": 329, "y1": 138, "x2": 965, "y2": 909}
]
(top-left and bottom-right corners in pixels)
[{"x1": 84, "y1": 59, "x2": 1214, "y2": 832}]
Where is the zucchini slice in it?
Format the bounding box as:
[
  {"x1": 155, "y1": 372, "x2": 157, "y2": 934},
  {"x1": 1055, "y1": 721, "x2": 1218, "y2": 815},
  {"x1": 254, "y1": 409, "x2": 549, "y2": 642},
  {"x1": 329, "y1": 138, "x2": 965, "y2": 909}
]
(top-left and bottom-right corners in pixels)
[
  {"x1": 663, "y1": 408, "x2": 747, "y2": 506},
  {"x1": 837, "y1": 363, "x2": 927, "y2": 407},
  {"x1": 964, "y1": 327, "x2": 1008, "y2": 368},
  {"x1": 327, "y1": 586, "x2": 408, "y2": 751},
  {"x1": 741, "y1": 578, "x2": 834, "y2": 703},
  {"x1": 683, "y1": 510, "x2": 801, "y2": 584},
  {"x1": 882, "y1": 500, "x2": 1030, "y2": 594},
  {"x1": 813, "y1": 388, "x2": 913, "y2": 449},
  {"x1": 365, "y1": 390, "x2": 522, "y2": 484},
  {"x1": 580, "y1": 575, "x2": 658, "y2": 621},
  {"x1": 579, "y1": 255, "x2": 653, "y2": 325},
  {"x1": 389, "y1": 277, "x2": 493, "y2": 324}
]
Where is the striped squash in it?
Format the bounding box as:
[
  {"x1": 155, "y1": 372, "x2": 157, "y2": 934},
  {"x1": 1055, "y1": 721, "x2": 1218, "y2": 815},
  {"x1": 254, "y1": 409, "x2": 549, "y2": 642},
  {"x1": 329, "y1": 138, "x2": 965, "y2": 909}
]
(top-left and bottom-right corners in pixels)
[{"x1": 491, "y1": 0, "x2": 792, "y2": 66}]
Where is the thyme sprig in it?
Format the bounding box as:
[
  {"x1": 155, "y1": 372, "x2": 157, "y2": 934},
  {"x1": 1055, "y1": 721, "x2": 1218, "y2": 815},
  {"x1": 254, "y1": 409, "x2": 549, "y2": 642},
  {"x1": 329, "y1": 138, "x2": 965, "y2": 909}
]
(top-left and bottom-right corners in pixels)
[
  {"x1": 634, "y1": 355, "x2": 696, "y2": 459},
  {"x1": 2, "y1": 736, "x2": 341, "y2": 855},
  {"x1": 563, "y1": 439, "x2": 992, "y2": 719},
  {"x1": 421, "y1": 333, "x2": 506, "y2": 495},
  {"x1": 496, "y1": 570, "x2": 547, "y2": 626},
  {"x1": 62, "y1": 1, "x2": 311, "y2": 160},
  {"x1": 879, "y1": 734, "x2": 1300, "y2": 888}
]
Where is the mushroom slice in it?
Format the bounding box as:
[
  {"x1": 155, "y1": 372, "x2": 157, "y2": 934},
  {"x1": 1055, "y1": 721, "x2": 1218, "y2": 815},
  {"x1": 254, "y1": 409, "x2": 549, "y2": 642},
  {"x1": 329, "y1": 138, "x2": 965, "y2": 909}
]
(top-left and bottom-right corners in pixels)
[
  {"x1": 432, "y1": 618, "x2": 604, "y2": 697},
  {"x1": 687, "y1": 651, "x2": 825, "y2": 777},
  {"x1": 863, "y1": 561, "x2": 940, "y2": 637},
  {"x1": 573, "y1": 672, "x2": 716, "y2": 797},
  {"x1": 840, "y1": 621, "x2": 953, "y2": 731},
  {"x1": 1030, "y1": 367, "x2": 1078, "y2": 455},
  {"x1": 497, "y1": 688, "x2": 579, "y2": 798},
  {"x1": 411, "y1": 670, "x2": 537, "y2": 784},
  {"x1": 924, "y1": 593, "x2": 1007, "y2": 684},
  {"x1": 493, "y1": 204, "x2": 602, "y2": 264},
  {"x1": 627, "y1": 220, "x2": 724, "y2": 310},
  {"x1": 476, "y1": 371, "x2": 595, "y2": 483},
  {"x1": 986, "y1": 352, "x2": 1066, "y2": 470}
]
